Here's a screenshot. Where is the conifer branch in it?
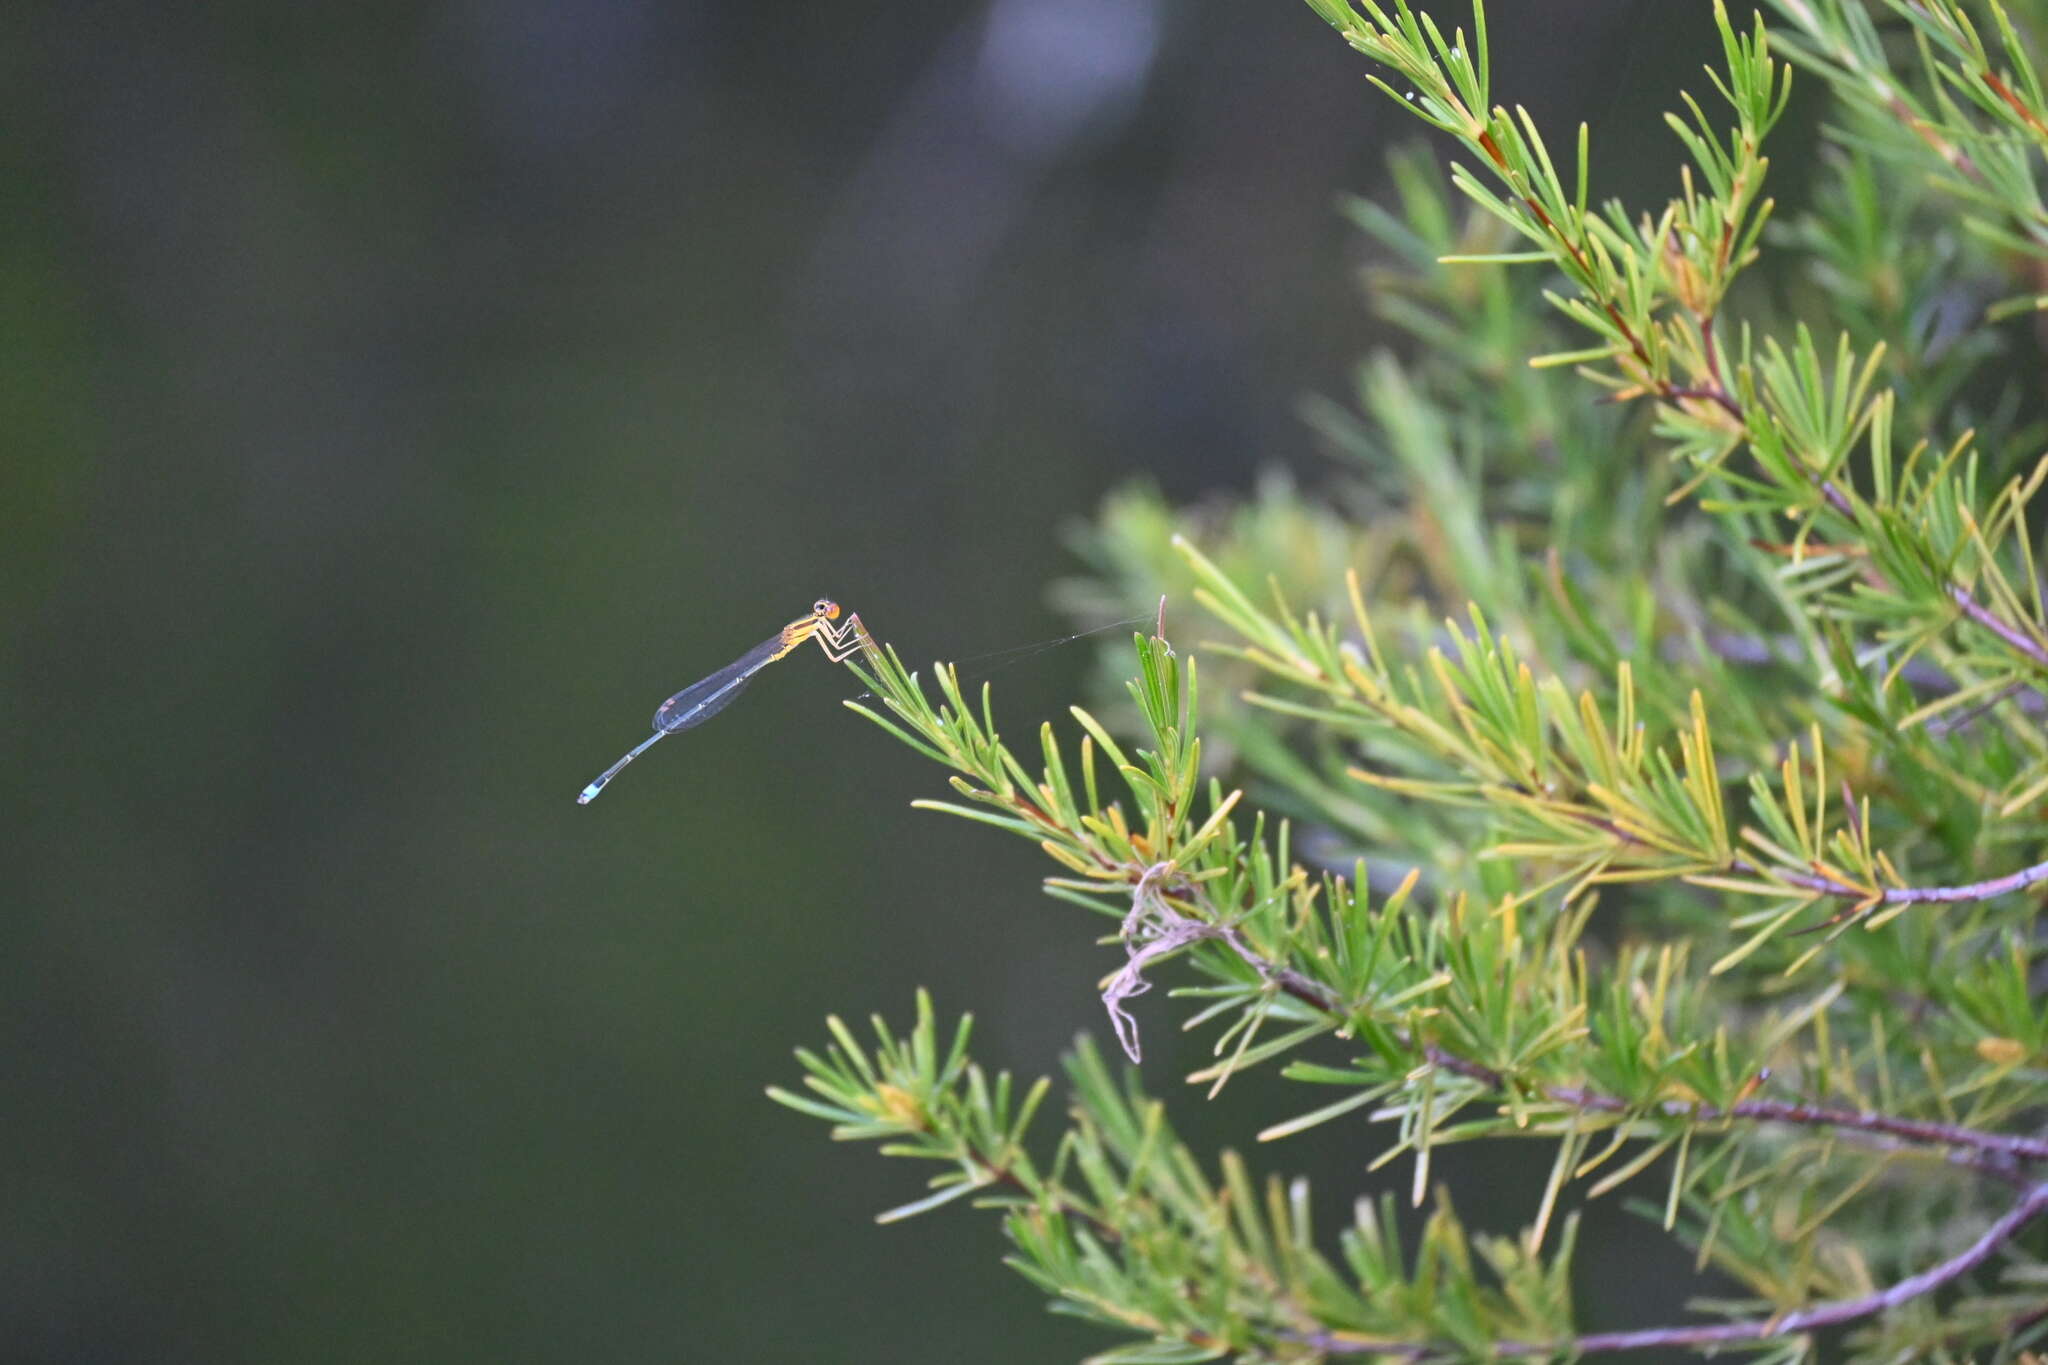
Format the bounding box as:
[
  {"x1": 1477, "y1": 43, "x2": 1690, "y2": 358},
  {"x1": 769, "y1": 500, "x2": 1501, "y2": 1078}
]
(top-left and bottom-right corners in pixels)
[
  {"x1": 1087, "y1": 842, "x2": 2048, "y2": 1176},
  {"x1": 1770, "y1": 853, "x2": 2048, "y2": 906},
  {"x1": 1950, "y1": 579, "x2": 2048, "y2": 671},
  {"x1": 1121, "y1": 862, "x2": 2048, "y2": 1165},
  {"x1": 775, "y1": 4, "x2": 2048, "y2": 1358},
  {"x1": 1320, "y1": 0, "x2": 2048, "y2": 683},
  {"x1": 1572, "y1": 788, "x2": 2048, "y2": 913},
  {"x1": 1304, "y1": 1177, "x2": 2048, "y2": 1357},
  {"x1": 1767, "y1": 0, "x2": 2048, "y2": 246}
]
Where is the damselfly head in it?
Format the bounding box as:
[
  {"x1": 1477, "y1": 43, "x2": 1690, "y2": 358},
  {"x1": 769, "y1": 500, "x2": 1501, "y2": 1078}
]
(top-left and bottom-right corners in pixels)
[{"x1": 812, "y1": 599, "x2": 842, "y2": 620}]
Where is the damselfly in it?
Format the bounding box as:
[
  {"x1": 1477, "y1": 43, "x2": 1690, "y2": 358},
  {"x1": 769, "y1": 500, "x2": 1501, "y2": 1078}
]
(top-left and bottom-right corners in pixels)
[{"x1": 577, "y1": 599, "x2": 873, "y2": 804}]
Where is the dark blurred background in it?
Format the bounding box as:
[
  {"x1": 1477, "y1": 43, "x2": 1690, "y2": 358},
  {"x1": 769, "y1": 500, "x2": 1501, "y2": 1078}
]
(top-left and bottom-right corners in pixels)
[{"x1": 7, "y1": 2, "x2": 1732, "y2": 1360}]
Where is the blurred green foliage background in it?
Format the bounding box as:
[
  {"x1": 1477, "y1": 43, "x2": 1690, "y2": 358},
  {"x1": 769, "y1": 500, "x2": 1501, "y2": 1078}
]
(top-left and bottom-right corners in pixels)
[{"x1": 7, "y1": 2, "x2": 1730, "y2": 1360}]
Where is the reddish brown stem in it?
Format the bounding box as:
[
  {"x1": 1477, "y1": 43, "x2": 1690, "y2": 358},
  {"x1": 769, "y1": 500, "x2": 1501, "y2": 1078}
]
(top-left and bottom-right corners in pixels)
[{"x1": 1982, "y1": 69, "x2": 2048, "y2": 143}]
